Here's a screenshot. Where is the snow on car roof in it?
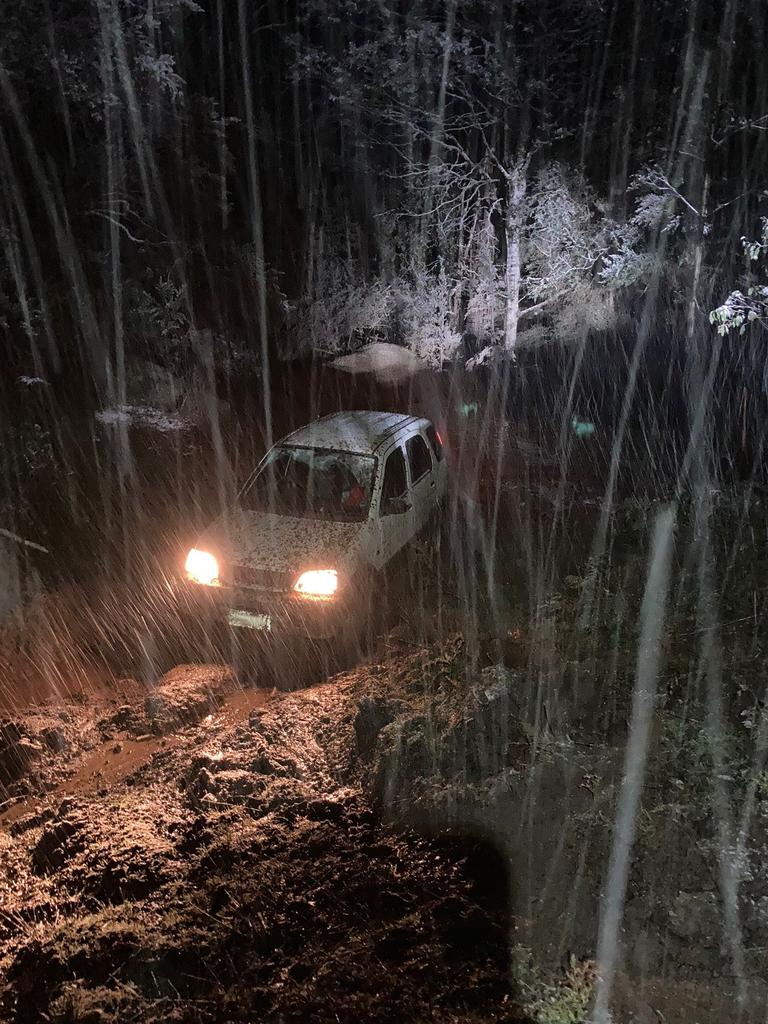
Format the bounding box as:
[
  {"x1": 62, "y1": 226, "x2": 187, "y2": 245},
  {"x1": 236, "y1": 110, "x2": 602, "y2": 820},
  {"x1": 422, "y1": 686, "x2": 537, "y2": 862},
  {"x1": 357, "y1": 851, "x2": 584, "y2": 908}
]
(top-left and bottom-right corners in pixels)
[{"x1": 282, "y1": 411, "x2": 423, "y2": 455}]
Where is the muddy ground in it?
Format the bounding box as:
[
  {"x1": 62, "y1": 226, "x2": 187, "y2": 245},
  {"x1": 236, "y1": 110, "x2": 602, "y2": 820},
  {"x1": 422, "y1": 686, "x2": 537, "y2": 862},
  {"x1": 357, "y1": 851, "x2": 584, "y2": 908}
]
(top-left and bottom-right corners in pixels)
[
  {"x1": 3, "y1": 622, "x2": 768, "y2": 1024},
  {"x1": 0, "y1": 643, "x2": 534, "y2": 1024}
]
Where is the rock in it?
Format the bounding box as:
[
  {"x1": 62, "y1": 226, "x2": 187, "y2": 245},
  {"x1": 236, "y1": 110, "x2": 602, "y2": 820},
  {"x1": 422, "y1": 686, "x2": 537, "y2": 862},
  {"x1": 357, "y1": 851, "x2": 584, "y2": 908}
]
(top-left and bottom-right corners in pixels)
[
  {"x1": 629, "y1": 1001, "x2": 661, "y2": 1023},
  {"x1": 100, "y1": 704, "x2": 142, "y2": 736},
  {"x1": 0, "y1": 720, "x2": 22, "y2": 743},
  {"x1": 679, "y1": 841, "x2": 717, "y2": 892},
  {"x1": 371, "y1": 665, "x2": 525, "y2": 807},
  {"x1": 57, "y1": 797, "x2": 77, "y2": 818},
  {"x1": 373, "y1": 716, "x2": 430, "y2": 808},
  {"x1": 331, "y1": 343, "x2": 427, "y2": 385},
  {"x1": 114, "y1": 705, "x2": 134, "y2": 724},
  {"x1": 629, "y1": 925, "x2": 664, "y2": 976},
  {"x1": 214, "y1": 769, "x2": 259, "y2": 803},
  {"x1": 479, "y1": 664, "x2": 520, "y2": 699},
  {"x1": 17, "y1": 737, "x2": 44, "y2": 759},
  {"x1": 179, "y1": 361, "x2": 231, "y2": 426},
  {"x1": 668, "y1": 891, "x2": 721, "y2": 944},
  {"x1": 673, "y1": 940, "x2": 721, "y2": 971},
  {"x1": 471, "y1": 666, "x2": 523, "y2": 775},
  {"x1": 305, "y1": 797, "x2": 346, "y2": 822},
  {"x1": 193, "y1": 768, "x2": 216, "y2": 796}
]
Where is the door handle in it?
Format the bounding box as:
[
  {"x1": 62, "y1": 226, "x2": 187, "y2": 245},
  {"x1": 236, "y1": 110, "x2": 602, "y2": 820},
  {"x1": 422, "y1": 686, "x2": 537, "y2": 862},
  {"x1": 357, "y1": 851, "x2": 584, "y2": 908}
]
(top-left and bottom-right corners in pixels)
[{"x1": 430, "y1": 480, "x2": 435, "y2": 488}]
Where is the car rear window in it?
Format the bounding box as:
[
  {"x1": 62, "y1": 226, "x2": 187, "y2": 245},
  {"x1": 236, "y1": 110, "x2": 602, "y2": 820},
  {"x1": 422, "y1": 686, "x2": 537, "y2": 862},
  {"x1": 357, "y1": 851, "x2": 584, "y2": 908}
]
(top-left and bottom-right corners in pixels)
[
  {"x1": 426, "y1": 423, "x2": 444, "y2": 461},
  {"x1": 406, "y1": 434, "x2": 432, "y2": 483},
  {"x1": 381, "y1": 447, "x2": 407, "y2": 503}
]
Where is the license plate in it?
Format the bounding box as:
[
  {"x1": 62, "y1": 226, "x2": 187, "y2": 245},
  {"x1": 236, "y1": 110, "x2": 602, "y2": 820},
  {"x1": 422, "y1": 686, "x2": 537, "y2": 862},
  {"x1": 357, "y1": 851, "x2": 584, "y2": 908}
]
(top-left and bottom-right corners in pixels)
[{"x1": 227, "y1": 609, "x2": 272, "y2": 631}]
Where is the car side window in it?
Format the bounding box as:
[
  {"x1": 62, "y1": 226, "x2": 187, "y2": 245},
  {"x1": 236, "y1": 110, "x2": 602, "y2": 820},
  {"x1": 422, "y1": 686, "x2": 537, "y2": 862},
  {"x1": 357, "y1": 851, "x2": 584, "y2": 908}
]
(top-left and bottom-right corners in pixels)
[
  {"x1": 406, "y1": 434, "x2": 432, "y2": 484},
  {"x1": 380, "y1": 447, "x2": 407, "y2": 505}
]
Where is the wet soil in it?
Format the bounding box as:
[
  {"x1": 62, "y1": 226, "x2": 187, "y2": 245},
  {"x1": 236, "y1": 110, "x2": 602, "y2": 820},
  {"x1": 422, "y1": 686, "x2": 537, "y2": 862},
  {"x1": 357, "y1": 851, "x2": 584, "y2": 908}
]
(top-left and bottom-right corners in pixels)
[
  {"x1": 0, "y1": 649, "x2": 535, "y2": 1024},
  {"x1": 4, "y1": 627, "x2": 767, "y2": 1023}
]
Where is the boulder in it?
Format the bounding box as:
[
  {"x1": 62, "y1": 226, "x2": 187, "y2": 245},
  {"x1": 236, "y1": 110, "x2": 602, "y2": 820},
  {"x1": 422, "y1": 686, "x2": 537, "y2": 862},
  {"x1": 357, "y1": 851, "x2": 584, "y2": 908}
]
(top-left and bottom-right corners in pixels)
[
  {"x1": 41, "y1": 727, "x2": 68, "y2": 753},
  {"x1": 744, "y1": 894, "x2": 768, "y2": 943},
  {"x1": 9, "y1": 807, "x2": 55, "y2": 838}
]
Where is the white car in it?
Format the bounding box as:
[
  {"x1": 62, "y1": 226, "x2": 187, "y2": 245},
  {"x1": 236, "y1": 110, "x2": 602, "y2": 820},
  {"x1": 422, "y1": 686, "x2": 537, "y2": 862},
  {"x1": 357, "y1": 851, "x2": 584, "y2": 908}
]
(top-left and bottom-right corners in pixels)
[{"x1": 182, "y1": 410, "x2": 447, "y2": 640}]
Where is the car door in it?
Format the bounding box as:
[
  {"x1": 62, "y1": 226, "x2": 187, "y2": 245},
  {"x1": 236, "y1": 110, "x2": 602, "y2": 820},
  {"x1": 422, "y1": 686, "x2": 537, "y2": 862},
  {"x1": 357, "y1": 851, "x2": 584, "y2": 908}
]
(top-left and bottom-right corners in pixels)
[
  {"x1": 371, "y1": 444, "x2": 411, "y2": 570},
  {"x1": 405, "y1": 431, "x2": 435, "y2": 535}
]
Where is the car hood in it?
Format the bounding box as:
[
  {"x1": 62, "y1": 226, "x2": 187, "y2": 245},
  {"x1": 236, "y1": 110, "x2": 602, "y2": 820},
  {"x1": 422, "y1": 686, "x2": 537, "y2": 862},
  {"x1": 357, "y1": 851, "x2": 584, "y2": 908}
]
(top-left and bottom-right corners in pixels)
[{"x1": 200, "y1": 508, "x2": 367, "y2": 574}]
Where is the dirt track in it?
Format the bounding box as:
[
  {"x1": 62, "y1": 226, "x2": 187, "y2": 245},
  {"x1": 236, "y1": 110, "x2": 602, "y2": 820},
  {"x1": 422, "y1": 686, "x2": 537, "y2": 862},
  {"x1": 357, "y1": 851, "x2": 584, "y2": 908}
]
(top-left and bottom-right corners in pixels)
[
  {"x1": 3, "y1": 626, "x2": 768, "y2": 1022},
  {"x1": 1, "y1": 681, "x2": 268, "y2": 830}
]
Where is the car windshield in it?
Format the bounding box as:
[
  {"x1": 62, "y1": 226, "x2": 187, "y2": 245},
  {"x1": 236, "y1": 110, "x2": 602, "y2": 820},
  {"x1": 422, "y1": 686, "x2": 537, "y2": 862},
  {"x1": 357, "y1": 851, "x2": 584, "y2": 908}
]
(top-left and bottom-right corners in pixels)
[{"x1": 241, "y1": 445, "x2": 376, "y2": 522}]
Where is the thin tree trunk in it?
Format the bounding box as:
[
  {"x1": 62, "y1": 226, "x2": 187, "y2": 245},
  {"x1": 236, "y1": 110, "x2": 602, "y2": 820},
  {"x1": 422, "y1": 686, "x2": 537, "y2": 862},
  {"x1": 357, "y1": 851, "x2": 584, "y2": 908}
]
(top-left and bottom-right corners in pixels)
[
  {"x1": 428, "y1": 0, "x2": 456, "y2": 172},
  {"x1": 217, "y1": 0, "x2": 228, "y2": 231},
  {"x1": 504, "y1": 162, "x2": 526, "y2": 351},
  {"x1": 612, "y1": 0, "x2": 641, "y2": 213},
  {"x1": 238, "y1": 0, "x2": 272, "y2": 448},
  {"x1": 420, "y1": 0, "x2": 456, "y2": 257}
]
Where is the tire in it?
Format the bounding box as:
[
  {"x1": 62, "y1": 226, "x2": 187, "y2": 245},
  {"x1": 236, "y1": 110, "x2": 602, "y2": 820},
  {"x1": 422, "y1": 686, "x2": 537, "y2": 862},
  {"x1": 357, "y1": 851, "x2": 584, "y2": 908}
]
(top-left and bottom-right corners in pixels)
[{"x1": 334, "y1": 567, "x2": 384, "y2": 667}]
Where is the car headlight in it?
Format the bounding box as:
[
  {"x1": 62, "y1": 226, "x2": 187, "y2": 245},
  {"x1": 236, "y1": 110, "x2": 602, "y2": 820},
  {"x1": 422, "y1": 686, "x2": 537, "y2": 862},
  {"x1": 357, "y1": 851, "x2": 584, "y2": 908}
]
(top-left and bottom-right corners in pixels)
[
  {"x1": 294, "y1": 569, "x2": 338, "y2": 597},
  {"x1": 185, "y1": 548, "x2": 220, "y2": 586}
]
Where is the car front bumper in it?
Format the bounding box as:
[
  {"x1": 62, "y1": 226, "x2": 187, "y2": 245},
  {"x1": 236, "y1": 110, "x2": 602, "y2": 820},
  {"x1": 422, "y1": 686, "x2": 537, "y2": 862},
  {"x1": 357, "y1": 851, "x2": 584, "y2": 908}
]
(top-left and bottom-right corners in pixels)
[{"x1": 177, "y1": 579, "x2": 353, "y2": 641}]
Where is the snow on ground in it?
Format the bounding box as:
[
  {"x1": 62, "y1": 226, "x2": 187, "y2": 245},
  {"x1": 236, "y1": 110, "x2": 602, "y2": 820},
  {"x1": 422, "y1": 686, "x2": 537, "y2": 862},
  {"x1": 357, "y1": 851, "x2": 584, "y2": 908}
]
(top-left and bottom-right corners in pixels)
[
  {"x1": 331, "y1": 342, "x2": 428, "y2": 384},
  {"x1": 94, "y1": 405, "x2": 190, "y2": 432}
]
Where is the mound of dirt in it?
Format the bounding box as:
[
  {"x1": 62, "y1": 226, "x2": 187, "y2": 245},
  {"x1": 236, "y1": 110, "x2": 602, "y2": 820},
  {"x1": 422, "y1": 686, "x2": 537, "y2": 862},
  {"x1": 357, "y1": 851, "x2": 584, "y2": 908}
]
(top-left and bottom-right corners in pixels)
[
  {"x1": 0, "y1": 708, "x2": 101, "y2": 807},
  {"x1": 97, "y1": 664, "x2": 239, "y2": 739},
  {"x1": 372, "y1": 663, "x2": 528, "y2": 810}
]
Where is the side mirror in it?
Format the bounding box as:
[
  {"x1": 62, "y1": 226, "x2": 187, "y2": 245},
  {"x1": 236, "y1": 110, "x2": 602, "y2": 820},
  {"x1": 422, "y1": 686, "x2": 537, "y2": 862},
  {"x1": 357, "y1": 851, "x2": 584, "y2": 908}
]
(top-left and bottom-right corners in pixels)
[{"x1": 382, "y1": 495, "x2": 411, "y2": 516}]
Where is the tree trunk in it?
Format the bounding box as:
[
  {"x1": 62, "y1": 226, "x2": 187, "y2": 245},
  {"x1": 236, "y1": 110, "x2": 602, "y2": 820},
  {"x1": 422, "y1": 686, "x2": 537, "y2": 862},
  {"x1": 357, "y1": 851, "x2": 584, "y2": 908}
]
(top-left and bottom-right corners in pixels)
[
  {"x1": 238, "y1": 0, "x2": 272, "y2": 448},
  {"x1": 504, "y1": 163, "x2": 526, "y2": 351}
]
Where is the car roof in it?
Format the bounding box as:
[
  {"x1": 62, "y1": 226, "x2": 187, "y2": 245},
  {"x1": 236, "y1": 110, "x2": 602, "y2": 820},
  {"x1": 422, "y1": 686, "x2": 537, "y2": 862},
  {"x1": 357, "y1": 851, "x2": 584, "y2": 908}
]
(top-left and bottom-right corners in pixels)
[{"x1": 281, "y1": 410, "x2": 426, "y2": 456}]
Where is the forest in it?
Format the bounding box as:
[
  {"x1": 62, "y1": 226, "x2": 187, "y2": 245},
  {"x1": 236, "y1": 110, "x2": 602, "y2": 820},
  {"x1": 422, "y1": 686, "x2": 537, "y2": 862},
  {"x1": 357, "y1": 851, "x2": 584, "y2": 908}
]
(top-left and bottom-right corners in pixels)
[
  {"x1": 0, "y1": 1, "x2": 766, "y2": 407},
  {"x1": 1, "y1": 2, "x2": 768, "y2": 1023}
]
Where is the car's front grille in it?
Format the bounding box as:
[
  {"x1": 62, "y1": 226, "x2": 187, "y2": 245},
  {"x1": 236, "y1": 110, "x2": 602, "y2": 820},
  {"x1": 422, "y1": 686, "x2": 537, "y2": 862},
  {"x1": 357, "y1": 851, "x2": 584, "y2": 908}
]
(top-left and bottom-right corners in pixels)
[{"x1": 231, "y1": 564, "x2": 293, "y2": 592}]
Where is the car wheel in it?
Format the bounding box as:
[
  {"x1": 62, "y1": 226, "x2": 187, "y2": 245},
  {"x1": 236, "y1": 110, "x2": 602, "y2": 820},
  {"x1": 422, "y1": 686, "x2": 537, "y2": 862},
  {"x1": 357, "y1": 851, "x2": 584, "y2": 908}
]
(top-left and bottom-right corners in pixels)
[{"x1": 332, "y1": 569, "x2": 382, "y2": 666}]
